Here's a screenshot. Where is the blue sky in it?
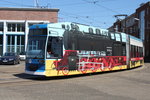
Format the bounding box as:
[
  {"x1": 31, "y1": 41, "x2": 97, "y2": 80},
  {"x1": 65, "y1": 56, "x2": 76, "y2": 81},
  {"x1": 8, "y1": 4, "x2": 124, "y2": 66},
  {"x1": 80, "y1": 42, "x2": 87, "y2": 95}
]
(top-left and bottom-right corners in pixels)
[{"x1": 0, "y1": 0, "x2": 149, "y2": 28}]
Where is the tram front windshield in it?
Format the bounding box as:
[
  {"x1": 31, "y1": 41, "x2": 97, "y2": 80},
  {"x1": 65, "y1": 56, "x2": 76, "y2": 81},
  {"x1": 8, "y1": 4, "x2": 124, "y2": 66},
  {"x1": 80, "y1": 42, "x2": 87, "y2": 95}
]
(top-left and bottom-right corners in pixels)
[{"x1": 26, "y1": 36, "x2": 46, "y2": 59}]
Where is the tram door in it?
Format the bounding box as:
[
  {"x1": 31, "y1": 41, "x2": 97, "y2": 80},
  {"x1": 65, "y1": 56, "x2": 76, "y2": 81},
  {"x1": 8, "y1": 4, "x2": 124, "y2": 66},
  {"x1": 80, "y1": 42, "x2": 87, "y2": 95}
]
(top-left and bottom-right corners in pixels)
[
  {"x1": 105, "y1": 43, "x2": 113, "y2": 56},
  {"x1": 113, "y1": 43, "x2": 122, "y2": 56}
]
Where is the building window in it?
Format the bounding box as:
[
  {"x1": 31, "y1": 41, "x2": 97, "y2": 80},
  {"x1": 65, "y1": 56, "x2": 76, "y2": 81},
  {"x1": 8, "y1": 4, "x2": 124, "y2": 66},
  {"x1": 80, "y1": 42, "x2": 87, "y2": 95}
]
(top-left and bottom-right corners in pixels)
[
  {"x1": 17, "y1": 35, "x2": 25, "y2": 55},
  {"x1": 147, "y1": 8, "x2": 149, "y2": 15},
  {"x1": 7, "y1": 23, "x2": 25, "y2": 32},
  {"x1": 7, "y1": 35, "x2": 15, "y2": 52},
  {"x1": 0, "y1": 35, "x2": 3, "y2": 56},
  {"x1": 0, "y1": 23, "x2": 3, "y2": 31},
  {"x1": 17, "y1": 23, "x2": 25, "y2": 32},
  {"x1": 7, "y1": 35, "x2": 25, "y2": 54},
  {"x1": 130, "y1": 28, "x2": 132, "y2": 33},
  {"x1": 139, "y1": 10, "x2": 145, "y2": 40}
]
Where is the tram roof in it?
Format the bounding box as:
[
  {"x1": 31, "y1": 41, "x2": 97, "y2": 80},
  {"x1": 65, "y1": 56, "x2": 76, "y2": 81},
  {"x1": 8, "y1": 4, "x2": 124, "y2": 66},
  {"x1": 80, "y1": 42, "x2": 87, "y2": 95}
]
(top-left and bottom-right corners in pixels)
[
  {"x1": 30, "y1": 22, "x2": 108, "y2": 31},
  {"x1": 29, "y1": 22, "x2": 143, "y2": 44},
  {"x1": 46, "y1": 22, "x2": 109, "y2": 33}
]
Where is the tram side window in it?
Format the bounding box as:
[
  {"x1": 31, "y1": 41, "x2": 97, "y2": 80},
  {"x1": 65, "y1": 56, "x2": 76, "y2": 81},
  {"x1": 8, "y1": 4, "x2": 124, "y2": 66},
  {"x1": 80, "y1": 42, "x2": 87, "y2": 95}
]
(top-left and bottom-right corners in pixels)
[
  {"x1": 132, "y1": 45, "x2": 138, "y2": 58},
  {"x1": 29, "y1": 29, "x2": 47, "y2": 35},
  {"x1": 134, "y1": 46, "x2": 136, "y2": 57},
  {"x1": 113, "y1": 43, "x2": 122, "y2": 56},
  {"x1": 110, "y1": 33, "x2": 115, "y2": 40},
  {"x1": 130, "y1": 45, "x2": 143, "y2": 58},
  {"x1": 135, "y1": 46, "x2": 138, "y2": 57},
  {"x1": 105, "y1": 32, "x2": 110, "y2": 39},
  {"x1": 101, "y1": 31, "x2": 108, "y2": 39},
  {"x1": 62, "y1": 24, "x2": 65, "y2": 29},
  {"x1": 139, "y1": 47, "x2": 143, "y2": 57},
  {"x1": 122, "y1": 43, "x2": 126, "y2": 56},
  {"x1": 141, "y1": 47, "x2": 143, "y2": 57},
  {"x1": 139, "y1": 47, "x2": 141, "y2": 57},
  {"x1": 142, "y1": 47, "x2": 143, "y2": 57},
  {"x1": 115, "y1": 33, "x2": 121, "y2": 41},
  {"x1": 130, "y1": 45, "x2": 134, "y2": 58},
  {"x1": 133, "y1": 46, "x2": 136, "y2": 58},
  {"x1": 47, "y1": 37, "x2": 63, "y2": 59},
  {"x1": 89, "y1": 28, "x2": 93, "y2": 34},
  {"x1": 96, "y1": 29, "x2": 101, "y2": 35},
  {"x1": 137, "y1": 46, "x2": 139, "y2": 57}
]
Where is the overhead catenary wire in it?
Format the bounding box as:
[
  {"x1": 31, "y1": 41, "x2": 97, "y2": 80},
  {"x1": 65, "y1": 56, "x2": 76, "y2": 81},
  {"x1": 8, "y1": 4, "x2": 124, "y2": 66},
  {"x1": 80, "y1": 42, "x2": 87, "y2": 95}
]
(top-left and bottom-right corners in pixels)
[
  {"x1": 59, "y1": 11, "x2": 108, "y2": 27},
  {"x1": 50, "y1": 2, "x2": 86, "y2": 7},
  {"x1": 0, "y1": 0, "x2": 113, "y2": 28},
  {"x1": 0, "y1": 0, "x2": 94, "y2": 23},
  {"x1": 59, "y1": 11, "x2": 93, "y2": 24},
  {"x1": 82, "y1": 0, "x2": 121, "y2": 14},
  {"x1": 57, "y1": 0, "x2": 120, "y2": 28}
]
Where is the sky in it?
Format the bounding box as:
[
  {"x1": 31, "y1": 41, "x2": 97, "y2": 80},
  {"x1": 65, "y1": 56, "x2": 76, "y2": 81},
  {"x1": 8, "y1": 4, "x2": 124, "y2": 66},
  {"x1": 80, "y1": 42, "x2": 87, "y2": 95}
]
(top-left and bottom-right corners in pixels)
[{"x1": 0, "y1": 0, "x2": 149, "y2": 28}]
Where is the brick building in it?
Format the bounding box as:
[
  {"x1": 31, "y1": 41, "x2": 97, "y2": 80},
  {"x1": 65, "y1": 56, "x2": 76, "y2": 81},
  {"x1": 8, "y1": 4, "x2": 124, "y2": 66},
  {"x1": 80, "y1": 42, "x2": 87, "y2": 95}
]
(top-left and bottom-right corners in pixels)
[
  {"x1": 0, "y1": 7, "x2": 59, "y2": 56},
  {"x1": 110, "y1": 2, "x2": 150, "y2": 61}
]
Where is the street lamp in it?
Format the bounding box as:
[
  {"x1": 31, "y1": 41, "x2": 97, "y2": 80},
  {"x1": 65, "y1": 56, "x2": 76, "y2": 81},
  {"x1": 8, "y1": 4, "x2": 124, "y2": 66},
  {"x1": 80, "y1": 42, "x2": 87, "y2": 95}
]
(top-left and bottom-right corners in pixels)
[{"x1": 134, "y1": 18, "x2": 140, "y2": 21}]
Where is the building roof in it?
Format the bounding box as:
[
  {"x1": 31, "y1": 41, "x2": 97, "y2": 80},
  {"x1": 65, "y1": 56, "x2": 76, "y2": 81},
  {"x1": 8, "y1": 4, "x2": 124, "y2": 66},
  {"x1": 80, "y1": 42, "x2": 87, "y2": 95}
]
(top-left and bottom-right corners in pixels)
[
  {"x1": 0, "y1": 7, "x2": 59, "y2": 12},
  {"x1": 136, "y1": 1, "x2": 150, "y2": 12}
]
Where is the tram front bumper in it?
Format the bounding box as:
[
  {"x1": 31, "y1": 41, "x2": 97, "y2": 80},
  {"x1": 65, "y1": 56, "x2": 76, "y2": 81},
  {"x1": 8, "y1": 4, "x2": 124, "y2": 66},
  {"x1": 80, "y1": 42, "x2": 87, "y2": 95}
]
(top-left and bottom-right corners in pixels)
[{"x1": 25, "y1": 70, "x2": 45, "y2": 76}]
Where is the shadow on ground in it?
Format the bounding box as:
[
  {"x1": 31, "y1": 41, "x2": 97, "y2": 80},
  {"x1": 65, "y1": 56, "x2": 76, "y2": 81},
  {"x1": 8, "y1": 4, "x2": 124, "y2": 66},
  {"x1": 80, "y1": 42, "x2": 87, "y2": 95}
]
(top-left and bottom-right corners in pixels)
[{"x1": 13, "y1": 66, "x2": 142, "y2": 81}]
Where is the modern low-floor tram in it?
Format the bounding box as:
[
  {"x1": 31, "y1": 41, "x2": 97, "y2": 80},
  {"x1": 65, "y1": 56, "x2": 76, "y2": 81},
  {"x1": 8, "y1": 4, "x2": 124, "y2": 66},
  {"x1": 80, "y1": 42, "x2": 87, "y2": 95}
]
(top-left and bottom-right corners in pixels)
[{"x1": 25, "y1": 22, "x2": 144, "y2": 77}]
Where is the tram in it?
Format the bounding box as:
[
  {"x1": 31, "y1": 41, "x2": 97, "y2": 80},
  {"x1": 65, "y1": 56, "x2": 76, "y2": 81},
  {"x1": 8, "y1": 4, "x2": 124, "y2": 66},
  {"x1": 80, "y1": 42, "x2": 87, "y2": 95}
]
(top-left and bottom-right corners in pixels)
[{"x1": 25, "y1": 22, "x2": 144, "y2": 77}]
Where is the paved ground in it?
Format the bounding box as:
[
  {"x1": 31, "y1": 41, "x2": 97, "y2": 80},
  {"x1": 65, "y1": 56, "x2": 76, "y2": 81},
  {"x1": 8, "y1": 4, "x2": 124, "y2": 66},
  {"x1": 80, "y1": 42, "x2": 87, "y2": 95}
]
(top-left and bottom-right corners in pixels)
[{"x1": 0, "y1": 62, "x2": 150, "y2": 100}]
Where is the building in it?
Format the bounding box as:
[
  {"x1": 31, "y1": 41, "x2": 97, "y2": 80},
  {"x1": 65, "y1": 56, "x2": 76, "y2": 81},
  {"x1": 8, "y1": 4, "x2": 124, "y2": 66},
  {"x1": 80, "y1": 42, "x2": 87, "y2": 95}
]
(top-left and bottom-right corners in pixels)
[
  {"x1": 110, "y1": 2, "x2": 150, "y2": 61},
  {"x1": 110, "y1": 13, "x2": 139, "y2": 37},
  {"x1": 0, "y1": 7, "x2": 59, "y2": 56},
  {"x1": 136, "y1": 2, "x2": 150, "y2": 60}
]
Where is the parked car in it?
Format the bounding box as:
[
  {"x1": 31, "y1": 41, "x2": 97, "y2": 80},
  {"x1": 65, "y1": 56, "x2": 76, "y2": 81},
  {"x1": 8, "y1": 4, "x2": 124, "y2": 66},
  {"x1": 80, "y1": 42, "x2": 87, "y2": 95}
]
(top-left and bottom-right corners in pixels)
[
  {"x1": 0, "y1": 52, "x2": 20, "y2": 65},
  {"x1": 19, "y1": 52, "x2": 26, "y2": 60}
]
